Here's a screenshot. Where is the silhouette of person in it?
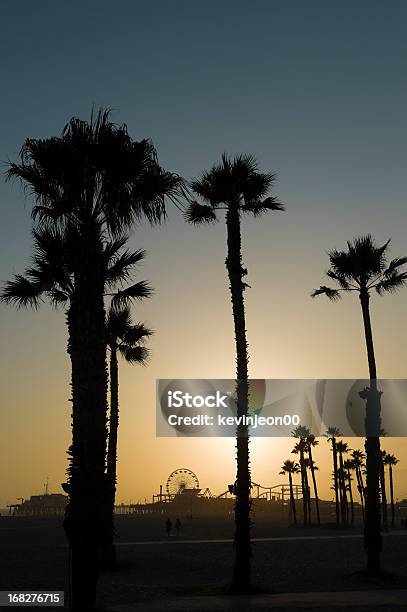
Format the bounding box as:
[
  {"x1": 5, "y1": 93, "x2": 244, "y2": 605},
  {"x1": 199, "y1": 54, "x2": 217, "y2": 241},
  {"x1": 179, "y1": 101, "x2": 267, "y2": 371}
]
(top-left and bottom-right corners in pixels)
[
  {"x1": 175, "y1": 518, "x2": 181, "y2": 536},
  {"x1": 165, "y1": 518, "x2": 172, "y2": 536}
]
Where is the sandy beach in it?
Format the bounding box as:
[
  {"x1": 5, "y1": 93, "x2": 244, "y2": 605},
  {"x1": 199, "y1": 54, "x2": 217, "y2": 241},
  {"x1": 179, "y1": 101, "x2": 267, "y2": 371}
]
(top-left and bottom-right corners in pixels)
[{"x1": 1, "y1": 515, "x2": 407, "y2": 610}]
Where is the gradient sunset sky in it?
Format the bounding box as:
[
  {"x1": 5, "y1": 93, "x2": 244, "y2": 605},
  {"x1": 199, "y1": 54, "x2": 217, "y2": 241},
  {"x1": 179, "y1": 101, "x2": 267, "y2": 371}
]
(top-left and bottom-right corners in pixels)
[{"x1": 1, "y1": 1, "x2": 407, "y2": 508}]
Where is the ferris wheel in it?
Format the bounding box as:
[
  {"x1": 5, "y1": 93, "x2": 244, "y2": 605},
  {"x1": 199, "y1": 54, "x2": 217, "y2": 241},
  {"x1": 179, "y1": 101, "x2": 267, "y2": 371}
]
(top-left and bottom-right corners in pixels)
[{"x1": 166, "y1": 468, "x2": 200, "y2": 496}]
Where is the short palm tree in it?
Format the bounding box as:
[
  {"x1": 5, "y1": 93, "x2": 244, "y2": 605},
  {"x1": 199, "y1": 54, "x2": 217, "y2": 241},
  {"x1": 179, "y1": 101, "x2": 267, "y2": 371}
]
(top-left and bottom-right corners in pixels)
[
  {"x1": 325, "y1": 427, "x2": 342, "y2": 525},
  {"x1": 2, "y1": 109, "x2": 184, "y2": 609},
  {"x1": 313, "y1": 235, "x2": 407, "y2": 573},
  {"x1": 336, "y1": 441, "x2": 350, "y2": 524},
  {"x1": 383, "y1": 453, "x2": 399, "y2": 527},
  {"x1": 305, "y1": 432, "x2": 321, "y2": 525},
  {"x1": 185, "y1": 153, "x2": 283, "y2": 590},
  {"x1": 343, "y1": 459, "x2": 355, "y2": 524},
  {"x1": 105, "y1": 305, "x2": 152, "y2": 563},
  {"x1": 351, "y1": 449, "x2": 366, "y2": 520},
  {"x1": 280, "y1": 460, "x2": 300, "y2": 525},
  {"x1": 379, "y1": 450, "x2": 389, "y2": 531},
  {"x1": 292, "y1": 427, "x2": 311, "y2": 525},
  {"x1": 304, "y1": 458, "x2": 318, "y2": 522}
]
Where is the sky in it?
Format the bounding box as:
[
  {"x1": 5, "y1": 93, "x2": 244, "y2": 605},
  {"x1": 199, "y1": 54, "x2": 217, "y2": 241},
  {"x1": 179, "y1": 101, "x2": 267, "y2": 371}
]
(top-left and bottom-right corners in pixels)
[{"x1": 1, "y1": 1, "x2": 407, "y2": 508}]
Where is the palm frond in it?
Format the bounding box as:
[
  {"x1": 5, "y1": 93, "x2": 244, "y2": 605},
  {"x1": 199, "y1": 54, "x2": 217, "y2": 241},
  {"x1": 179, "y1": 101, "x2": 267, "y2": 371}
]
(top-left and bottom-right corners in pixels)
[
  {"x1": 184, "y1": 201, "x2": 218, "y2": 224},
  {"x1": 1, "y1": 275, "x2": 43, "y2": 308},
  {"x1": 105, "y1": 248, "x2": 146, "y2": 287},
  {"x1": 103, "y1": 235, "x2": 129, "y2": 263},
  {"x1": 326, "y1": 270, "x2": 351, "y2": 290},
  {"x1": 384, "y1": 257, "x2": 407, "y2": 278},
  {"x1": 124, "y1": 322, "x2": 153, "y2": 346},
  {"x1": 376, "y1": 271, "x2": 407, "y2": 295},
  {"x1": 120, "y1": 345, "x2": 150, "y2": 365},
  {"x1": 50, "y1": 289, "x2": 69, "y2": 307},
  {"x1": 311, "y1": 286, "x2": 341, "y2": 300},
  {"x1": 110, "y1": 281, "x2": 153, "y2": 309},
  {"x1": 107, "y1": 305, "x2": 133, "y2": 341},
  {"x1": 241, "y1": 196, "x2": 285, "y2": 216}
]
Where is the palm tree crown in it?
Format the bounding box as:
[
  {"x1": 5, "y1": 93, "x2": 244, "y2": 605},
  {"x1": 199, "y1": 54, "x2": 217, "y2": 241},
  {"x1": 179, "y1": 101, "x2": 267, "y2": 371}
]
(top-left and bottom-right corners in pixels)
[
  {"x1": 7, "y1": 108, "x2": 185, "y2": 234},
  {"x1": 325, "y1": 426, "x2": 342, "y2": 440},
  {"x1": 185, "y1": 153, "x2": 283, "y2": 223},
  {"x1": 107, "y1": 305, "x2": 152, "y2": 364},
  {"x1": 280, "y1": 460, "x2": 300, "y2": 475},
  {"x1": 312, "y1": 235, "x2": 407, "y2": 300},
  {"x1": 384, "y1": 453, "x2": 399, "y2": 467},
  {"x1": 1, "y1": 226, "x2": 151, "y2": 311}
]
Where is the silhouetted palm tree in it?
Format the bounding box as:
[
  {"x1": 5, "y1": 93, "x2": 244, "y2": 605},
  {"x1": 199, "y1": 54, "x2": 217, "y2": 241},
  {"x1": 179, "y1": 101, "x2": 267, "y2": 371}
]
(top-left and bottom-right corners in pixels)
[
  {"x1": 351, "y1": 449, "x2": 366, "y2": 521},
  {"x1": 336, "y1": 441, "x2": 349, "y2": 524},
  {"x1": 383, "y1": 453, "x2": 399, "y2": 527},
  {"x1": 104, "y1": 305, "x2": 152, "y2": 564},
  {"x1": 2, "y1": 109, "x2": 184, "y2": 609},
  {"x1": 280, "y1": 460, "x2": 300, "y2": 525},
  {"x1": 379, "y1": 450, "x2": 388, "y2": 531},
  {"x1": 185, "y1": 153, "x2": 282, "y2": 590},
  {"x1": 313, "y1": 235, "x2": 407, "y2": 573},
  {"x1": 325, "y1": 427, "x2": 342, "y2": 525},
  {"x1": 304, "y1": 458, "x2": 318, "y2": 523},
  {"x1": 292, "y1": 427, "x2": 311, "y2": 525},
  {"x1": 344, "y1": 459, "x2": 355, "y2": 525},
  {"x1": 306, "y1": 432, "x2": 321, "y2": 525},
  {"x1": 2, "y1": 224, "x2": 151, "y2": 600}
]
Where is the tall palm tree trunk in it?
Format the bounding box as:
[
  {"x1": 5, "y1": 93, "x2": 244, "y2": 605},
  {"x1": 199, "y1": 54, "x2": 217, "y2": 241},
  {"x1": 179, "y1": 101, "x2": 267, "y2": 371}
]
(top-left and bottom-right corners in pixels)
[
  {"x1": 332, "y1": 440, "x2": 340, "y2": 525},
  {"x1": 347, "y1": 468, "x2": 355, "y2": 525},
  {"x1": 104, "y1": 347, "x2": 119, "y2": 565},
  {"x1": 305, "y1": 470, "x2": 312, "y2": 525},
  {"x1": 64, "y1": 244, "x2": 109, "y2": 610},
  {"x1": 289, "y1": 472, "x2": 297, "y2": 525},
  {"x1": 380, "y1": 459, "x2": 388, "y2": 531},
  {"x1": 356, "y1": 467, "x2": 365, "y2": 522},
  {"x1": 359, "y1": 290, "x2": 382, "y2": 573},
  {"x1": 226, "y1": 206, "x2": 252, "y2": 590},
  {"x1": 299, "y1": 451, "x2": 308, "y2": 525},
  {"x1": 389, "y1": 465, "x2": 395, "y2": 528},
  {"x1": 338, "y1": 455, "x2": 347, "y2": 525},
  {"x1": 308, "y1": 447, "x2": 321, "y2": 525}
]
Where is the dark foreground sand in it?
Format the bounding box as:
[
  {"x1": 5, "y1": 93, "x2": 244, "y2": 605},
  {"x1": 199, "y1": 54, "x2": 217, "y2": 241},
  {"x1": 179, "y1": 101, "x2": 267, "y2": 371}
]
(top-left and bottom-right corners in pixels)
[{"x1": 1, "y1": 515, "x2": 406, "y2": 610}]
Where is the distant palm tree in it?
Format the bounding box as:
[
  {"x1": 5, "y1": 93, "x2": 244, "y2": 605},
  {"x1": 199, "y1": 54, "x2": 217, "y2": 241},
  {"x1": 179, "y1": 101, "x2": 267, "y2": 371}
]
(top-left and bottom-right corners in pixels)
[
  {"x1": 104, "y1": 305, "x2": 152, "y2": 564},
  {"x1": 185, "y1": 153, "x2": 283, "y2": 590},
  {"x1": 280, "y1": 460, "x2": 300, "y2": 525},
  {"x1": 336, "y1": 441, "x2": 350, "y2": 524},
  {"x1": 383, "y1": 453, "x2": 399, "y2": 528},
  {"x1": 306, "y1": 433, "x2": 321, "y2": 525},
  {"x1": 292, "y1": 427, "x2": 311, "y2": 525},
  {"x1": 351, "y1": 449, "x2": 366, "y2": 521},
  {"x1": 312, "y1": 235, "x2": 407, "y2": 573},
  {"x1": 2, "y1": 109, "x2": 184, "y2": 609},
  {"x1": 343, "y1": 459, "x2": 355, "y2": 525},
  {"x1": 325, "y1": 427, "x2": 342, "y2": 525},
  {"x1": 379, "y1": 450, "x2": 388, "y2": 531},
  {"x1": 304, "y1": 457, "x2": 319, "y2": 522}
]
